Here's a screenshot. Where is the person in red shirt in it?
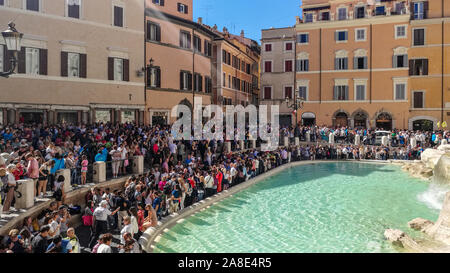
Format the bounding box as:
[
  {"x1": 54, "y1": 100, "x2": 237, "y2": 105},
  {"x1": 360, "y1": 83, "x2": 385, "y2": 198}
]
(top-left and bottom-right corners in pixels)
[{"x1": 216, "y1": 169, "x2": 223, "y2": 193}]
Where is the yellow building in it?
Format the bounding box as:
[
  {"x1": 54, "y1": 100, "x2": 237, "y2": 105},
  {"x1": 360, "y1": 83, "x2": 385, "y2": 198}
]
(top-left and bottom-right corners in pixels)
[
  {"x1": 408, "y1": 0, "x2": 450, "y2": 131},
  {"x1": 262, "y1": 0, "x2": 450, "y2": 130}
]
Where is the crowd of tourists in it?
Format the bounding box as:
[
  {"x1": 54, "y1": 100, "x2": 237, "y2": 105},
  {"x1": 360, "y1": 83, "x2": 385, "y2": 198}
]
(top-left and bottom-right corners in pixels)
[{"x1": 0, "y1": 121, "x2": 449, "y2": 253}]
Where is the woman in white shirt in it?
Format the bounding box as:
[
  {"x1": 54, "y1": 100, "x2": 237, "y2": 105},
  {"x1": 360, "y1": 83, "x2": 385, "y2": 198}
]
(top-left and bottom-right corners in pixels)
[
  {"x1": 97, "y1": 233, "x2": 113, "y2": 253},
  {"x1": 129, "y1": 207, "x2": 139, "y2": 238},
  {"x1": 120, "y1": 216, "x2": 134, "y2": 245},
  {"x1": 2, "y1": 165, "x2": 17, "y2": 214}
]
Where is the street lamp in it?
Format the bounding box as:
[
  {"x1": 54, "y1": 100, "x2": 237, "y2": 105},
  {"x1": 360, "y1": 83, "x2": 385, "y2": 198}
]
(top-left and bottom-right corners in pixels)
[
  {"x1": 285, "y1": 94, "x2": 305, "y2": 127},
  {"x1": 1, "y1": 22, "x2": 23, "y2": 78}
]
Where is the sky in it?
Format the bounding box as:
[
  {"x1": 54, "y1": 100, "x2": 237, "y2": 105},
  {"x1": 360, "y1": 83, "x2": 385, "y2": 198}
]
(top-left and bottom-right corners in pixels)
[{"x1": 194, "y1": 0, "x2": 302, "y2": 42}]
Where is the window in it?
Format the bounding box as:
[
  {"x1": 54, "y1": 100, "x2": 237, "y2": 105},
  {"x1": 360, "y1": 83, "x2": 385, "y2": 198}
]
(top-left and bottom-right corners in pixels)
[
  {"x1": 335, "y1": 57, "x2": 348, "y2": 70},
  {"x1": 395, "y1": 2, "x2": 406, "y2": 15},
  {"x1": 284, "y1": 86, "x2": 293, "y2": 99},
  {"x1": 305, "y1": 13, "x2": 313, "y2": 23},
  {"x1": 180, "y1": 71, "x2": 192, "y2": 90},
  {"x1": 193, "y1": 35, "x2": 201, "y2": 53},
  {"x1": 413, "y1": 29, "x2": 425, "y2": 46},
  {"x1": 413, "y1": 91, "x2": 424, "y2": 108},
  {"x1": 113, "y1": 6, "x2": 124, "y2": 27},
  {"x1": 204, "y1": 40, "x2": 212, "y2": 57},
  {"x1": 355, "y1": 29, "x2": 366, "y2": 41},
  {"x1": 393, "y1": 54, "x2": 408, "y2": 68},
  {"x1": 223, "y1": 73, "x2": 226, "y2": 86},
  {"x1": 395, "y1": 83, "x2": 406, "y2": 100},
  {"x1": 26, "y1": 0, "x2": 39, "y2": 11},
  {"x1": 25, "y1": 48, "x2": 40, "y2": 75},
  {"x1": 264, "y1": 87, "x2": 272, "y2": 100},
  {"x1": 152, "y1": 0, "x2": 164, "y2": 6},
  {"x1": 177, "y1": 3, "x2": 188, "y2": 14},
  {"x1": 264, "y1": 61, "x2": 272, "y2": 73},
  {"x1": 296, "y1": 59, "x2": 309, "y2": 72},
  {"x1": 298, "y1": 34, "x2": 309, "y2": 44},
  {"x1": 375, "y1": 6, "x2": 386, "y2": 16},
  {"x1": 205, "y1": 77, "x2": 212, "y2": 93},
  {"x1": 68, "y1": 52, "x2": 80, "y2": 77},
  {"x1": 413, "y1": 2, "x2": 426, "y2": 20},
  {"x1": 285, "y1": 60, "x2": 293, "y2": 72},
  {"x1": 355, "y1": 85, "x2": 366, "y2": 101},
  {"x1": 409, "y1": 59, "x2": 428, "y2": 76},
  {"x1": 354, "y1": 57, "x2": 367, "y2": 70},
  {"x1": 193, "y1": 74, "x2": 203, "y2": 92},
  {"x1": 0, "y1": 45, "x2": 3, "y2": 72},
  {"x1": 0, "y1": 0, "x2": 4, "y2": 6},
  {"x1": 180, "y1": 31, "x2": 191, "y2": 48},
  {"x1": 335, "y1": 31, "x2": 348, "y2": 42},
  {"x1": 147, "y1": 67, "x2": 161, "y2": 88},
  {"x1": 67, "y1": 0, "x2": 81, "y2": 19},
  {"x1": 396, "y1": 25, "x2": 407, "y2": 39},
  {"x1": 334, "y1": 85, "x2": 349, "y2": 100},
  {"x1": 320, "y1": 12, "x2": 329, "y2": 21},
  {"x1": 113, "y1": 58, "x2": 123, "y2": 81},
  {"x1": 338, "y1": 8, "x2": 347, "y2": 20},
  {"x1": 355, "y1": 6, "x2": 365, "y2": 19},
  {"x1": 147, "y1": 21, "x2": 161, "y2": 42},
  {"x1": 298, "y1": 86, "x2": 307, "y2": 100},
  {"x1": 285, "y1": 42, "x2": 293, "y2": 51},
  {"x1": 265, "y1": 43, "x2": 272, "y2": 52},
  {"x1": 228, "y1": 75, "x2": 231, "y2": 88}
]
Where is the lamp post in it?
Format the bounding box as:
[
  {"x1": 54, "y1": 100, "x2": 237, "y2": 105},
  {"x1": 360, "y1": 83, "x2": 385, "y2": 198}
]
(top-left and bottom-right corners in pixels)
[
  {"x1": 285, "y1": 93, "x2": 305, "y2": 128},
  {"x1": 1, "y1": 22, "x2": 23, "y2": 78}
]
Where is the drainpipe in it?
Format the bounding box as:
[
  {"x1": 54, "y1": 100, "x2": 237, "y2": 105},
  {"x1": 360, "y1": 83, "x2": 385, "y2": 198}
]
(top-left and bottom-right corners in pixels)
[
  {"x1": 294, "y1": 28, "x2": 297, "y2": 126},
  {"x1": 144, "y1": 0, "x2": 147, "y2": 125},
  {"x1": 192, "y1": 28, "x2": 195, "y2": 127},
  {"x1": 370, "y1": 24, "x2": 373, "y2": 104},
  {"x1": 442, "y1": 20, "x2": 445, "y2": 123},
  {"x1": 319, "y1": 28, "x2": 322, "y2": 104}
]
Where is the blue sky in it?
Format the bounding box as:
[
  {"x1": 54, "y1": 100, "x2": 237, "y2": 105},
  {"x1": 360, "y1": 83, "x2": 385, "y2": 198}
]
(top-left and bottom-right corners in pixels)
[{"x1": 194, "y1": 0, "x2": 302, "y2": 42}]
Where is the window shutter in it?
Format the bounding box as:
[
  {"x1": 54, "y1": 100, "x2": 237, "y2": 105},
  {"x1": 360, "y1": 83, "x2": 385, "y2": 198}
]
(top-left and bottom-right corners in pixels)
[
  {"x1": 334, "y1": 32, "x2": 338, "y2": 41},
  {"x1": 61, "y1": 51, "x2": 68, "y2": 77},
  {"x1": 344, "y1": 58, "x2": 348, "y2": 69},
  {"x1": 423, "y1": 1, "x2": 429, "y2": 19},
  {"x1": 185, "y1": 5, "x2": 189, "y2": 14},
  {"x1": 123, "y1": 59, "x2": 129, "y2": 81},
  {"x1": 39, "y1": 49, "x2": 47, "y2": 75},
  {"x1": 156, "y1": 68, "x2": 161, "y2": 88},
  {"x1": 404, "y1": 54, "x2": 408, "y2": 67},
  {"x1": 199, "y1": 75, "x2": 203, "y2": 92},
  {"x1": 393, "y1": 55, "x2": 397, "y2": 68},
  {"x1": 3, "y1": 45, "x2": 10, "y2": 72},
  {"x1": 180, "y1": 32, "x2": 183, "y2": 47},
  {"x1": 345, "y1": 86, "x2": 349, "y2": 100},
  {"x1": 160, "y1": 0, "x2": 164, "y2": 6},
  {"x1": 194, "y1": 74, "x2": 197, "y2": 91},
  {"x1": 333, "y1": 86, "x2": 337, "y2": 100},
  {"x1": 204, "y1": 40, "x2": 207, "y2": 55},
  {"x1": 187, "y1": 72, "x2": 192, "y2": 90},
  {"x1": 423, "y1": 59, "x2": 428, "y2": 75},
  {"x1": 187, "y1": 34, "x2": 191, "y2": 48},
  {"x1": 419, "y1": 29, "x2": 425, "y2": 44},
  {"x1": 156, "y1": 25, "x2": 161, "y2": 41},
  {"x1": 180, "y1": 71, "x2": 184, "y2": 89},
  {"x1": 305, "y1": 60, "x2": 309, "y2": 71},
  {"x1": 335, "y1": 58, "x2": 338, "y2": 70},
  {"x1": 345, "y1": 31, "x2": 348, "y2": 41},
  {"x1": 354, "y1": 57, "x2": 358, "y2": 69},
  {"x1": 80, "y1": 53, "x2": 87, "y2": 78},
  {"x1": 108, "y1": 57, "x2": 114, "y2": 80},
  {"x1": 409, "y1": 59, "x2": 414, "y2": 75},
  {"x1": 18, "y1": 47, "x2": 25, "y2": 74},
  {"x1": 364, "y1": 57, "x2": 368, "y2": 69},
  {"x1": 198, "y1": 37, "x2": 202, "y2": 52}
]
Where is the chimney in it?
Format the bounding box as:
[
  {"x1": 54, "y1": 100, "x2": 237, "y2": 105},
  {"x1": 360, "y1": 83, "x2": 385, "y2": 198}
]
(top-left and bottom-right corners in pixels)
[
  {"x1": 240, "y1": 30, "x2": 245, "y2": 38},
  {"x1": 197, "y1": 17, "x2": 203, "y2": 24}
]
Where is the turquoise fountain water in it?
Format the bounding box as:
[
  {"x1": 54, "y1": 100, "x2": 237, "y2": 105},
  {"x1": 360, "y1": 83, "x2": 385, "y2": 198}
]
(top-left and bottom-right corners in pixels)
[{"x1": 154, "y1": 163, "x2": 439, "y2": 253}]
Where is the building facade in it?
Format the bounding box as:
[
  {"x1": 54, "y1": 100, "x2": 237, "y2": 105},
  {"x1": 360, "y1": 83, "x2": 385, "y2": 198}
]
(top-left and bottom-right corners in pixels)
[
  {"x1": 260, "y1": 27, "x2": 296, "y2": 127},
  {"x1": 0, "y1": 0, "x2": 146, "y2": 125},
  {"x1": 262, "y1": 0, "x2": 449, "y2": 130},
  {"x1": 145, "y1": 0, "x2": 216, "y2": 125},
  {"x1": 211, "y1": 27, "x2": 261, "y2": 108}
]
